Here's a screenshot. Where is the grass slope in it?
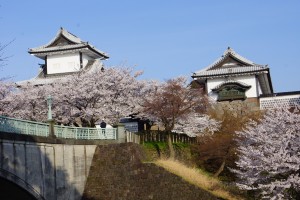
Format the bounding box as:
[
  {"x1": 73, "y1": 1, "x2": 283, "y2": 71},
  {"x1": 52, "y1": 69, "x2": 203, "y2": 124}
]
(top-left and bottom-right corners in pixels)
[{"x1": 155, "y1": 159, "x2": 243, "y2": 200}]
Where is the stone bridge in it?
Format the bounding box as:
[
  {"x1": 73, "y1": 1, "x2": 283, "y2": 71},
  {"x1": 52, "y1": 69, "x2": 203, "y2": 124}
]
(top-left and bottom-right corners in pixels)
[
  {"x1": 0, "y1": 115, "x2": 126, "y2": 199},
  {"x1": 0, "y1": 116, "x2": 218, "y2": 200},
  {"x1": 0, "y1": 132, "x2": 119, "y2": 200}
]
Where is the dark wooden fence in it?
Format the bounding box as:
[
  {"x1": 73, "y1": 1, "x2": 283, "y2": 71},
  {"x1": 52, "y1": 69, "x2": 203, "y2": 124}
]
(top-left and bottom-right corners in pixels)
[{"x1": 125, "y1": 130, "x2": 197, "y2": 144}]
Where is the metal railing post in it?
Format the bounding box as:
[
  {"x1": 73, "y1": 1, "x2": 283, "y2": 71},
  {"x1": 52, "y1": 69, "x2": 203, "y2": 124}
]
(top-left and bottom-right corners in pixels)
[
  {"x1": 48, "y1": 119, "x2": 55, "y2": 138},
  {"x1": 26, "y1": 123, "x2": 28, "y2": 135}
]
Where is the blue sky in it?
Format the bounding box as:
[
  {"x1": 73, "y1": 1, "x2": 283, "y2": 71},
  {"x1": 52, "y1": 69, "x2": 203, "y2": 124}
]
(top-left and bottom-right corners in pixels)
[{"x1": 1, "y1": 0, "x2": 299, "y2": 92}]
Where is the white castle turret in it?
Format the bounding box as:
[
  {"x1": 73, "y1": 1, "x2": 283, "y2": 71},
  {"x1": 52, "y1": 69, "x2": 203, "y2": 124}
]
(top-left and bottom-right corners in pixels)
[{"x1": 18, "y1": 27, "x2": 109, "y2": 85}]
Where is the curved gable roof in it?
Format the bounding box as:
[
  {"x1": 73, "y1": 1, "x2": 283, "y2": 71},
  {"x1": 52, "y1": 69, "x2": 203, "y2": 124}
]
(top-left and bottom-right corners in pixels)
[
  {"x1": 30, "y1": 28, "x2": 84, "y2": 51},
  {"x1": 195, "y1": 47, "x2": 262, "y2": 73},
  {"x1": 49, "y1": 27, "x2": 83, "y2": 45},
  {"x1": 193, "y1": 47, "x2": 268, "y2": 78},
  {"x1": 28, "y1": 27, "x2": 109, "y2": 60}
]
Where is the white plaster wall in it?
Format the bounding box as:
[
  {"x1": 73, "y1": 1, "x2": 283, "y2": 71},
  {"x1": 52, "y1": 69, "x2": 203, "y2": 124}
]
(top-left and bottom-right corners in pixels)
[
  {"x1": 206, "y1": 75, "x2": 259, "y2": 101},
  {"x1": 47, "y1": 53, "x2": 80, "y2": 74},
  {"x1": 82, "y1": 54, "x2": 92, "y2": 68}
]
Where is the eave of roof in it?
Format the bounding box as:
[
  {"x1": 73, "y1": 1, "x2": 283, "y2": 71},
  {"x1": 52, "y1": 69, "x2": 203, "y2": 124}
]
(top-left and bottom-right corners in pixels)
[
  {"x1": 29, "y1": 44, "x2": 109, "y2": 59},
  {"x1": 29, "y1": 43, "x2": 86, "y2": 53},
  {"x1": 192, "y1": 65, "x2": 269, "y2": 79}
]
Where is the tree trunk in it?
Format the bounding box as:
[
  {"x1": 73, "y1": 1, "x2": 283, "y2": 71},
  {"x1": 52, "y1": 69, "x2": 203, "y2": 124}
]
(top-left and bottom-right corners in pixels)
[
  {"x1": 213, "y1": 159, "x2": 225, "y2": 177},
  {"x1": 167, "y1": 132, "x2": 175, "y2": 159}
]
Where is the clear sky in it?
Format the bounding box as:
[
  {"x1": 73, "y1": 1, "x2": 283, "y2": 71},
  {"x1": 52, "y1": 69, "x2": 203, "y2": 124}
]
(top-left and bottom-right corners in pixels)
[{"x1": 1, "y1": 0, "x2": 299, "y2": 92}]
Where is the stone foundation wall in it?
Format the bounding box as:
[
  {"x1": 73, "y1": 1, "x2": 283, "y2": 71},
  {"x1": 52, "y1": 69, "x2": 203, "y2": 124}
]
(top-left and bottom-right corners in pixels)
[
  {"x1": 82, "y1": 143, "x2": 218, "y2": 200},
  {"x1": 212, "y1": 97, "x2": 260, "y2": 117}
]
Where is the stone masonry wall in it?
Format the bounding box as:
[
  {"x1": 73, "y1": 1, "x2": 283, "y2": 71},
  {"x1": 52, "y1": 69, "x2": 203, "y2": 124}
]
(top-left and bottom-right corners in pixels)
[
  {"x1": 82, "y1": 143, "x2": 218, "y2": 200},
  {"x1": 212, "y1": 97, "x2": 260, "y2": 118}
]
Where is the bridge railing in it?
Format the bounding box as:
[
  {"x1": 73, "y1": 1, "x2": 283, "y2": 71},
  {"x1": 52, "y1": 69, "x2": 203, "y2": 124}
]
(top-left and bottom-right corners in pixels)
[
  {"x1": 54, "y1": 125, "x2": 116, "y2": 140},
  {"x1": 0, "y1": 115, "x2": 117, "y2": 140},
  {"x1": 0, "y1": 116, "x2": 50, "y2": 137}
]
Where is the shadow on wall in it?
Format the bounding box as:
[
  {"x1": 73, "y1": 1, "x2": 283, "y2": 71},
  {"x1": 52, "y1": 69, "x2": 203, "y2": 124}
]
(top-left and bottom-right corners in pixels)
[
  {"x1": 0, "y1": 130, "x2": 83, "y2": 200},
  {"x1": 0, "y1": 176, "x2": 38, "y2": 200}
]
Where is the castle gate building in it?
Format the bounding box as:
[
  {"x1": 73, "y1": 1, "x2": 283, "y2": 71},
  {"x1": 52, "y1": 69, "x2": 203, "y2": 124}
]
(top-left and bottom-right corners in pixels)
[{"x1": 192, "y1": 47, "x2": 300, "y2": 110}]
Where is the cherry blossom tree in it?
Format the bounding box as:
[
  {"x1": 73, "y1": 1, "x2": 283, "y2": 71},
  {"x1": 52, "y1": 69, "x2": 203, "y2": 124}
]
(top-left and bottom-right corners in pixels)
[
  {"x1": 0, "y1": 78, "x2": 14, "y2": 112},
  {"x1": 52, "y1": 67, "x2": 149, "y2": 127},
  {"x1": 142, "y1": 77, "x2": 219, "y2": 159},
  {"x1": 232, "y1": 107, "x2": 300, "y2": 199},
  {"x1": 1, "y1": 67, "x2": 151, "y2": 127},
  {"x1": 0, "y1": 81, "x2": 13, "y2": 100},
  {"x1": 0, "y1": 83, "x2": 49, "y2": 121}
]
